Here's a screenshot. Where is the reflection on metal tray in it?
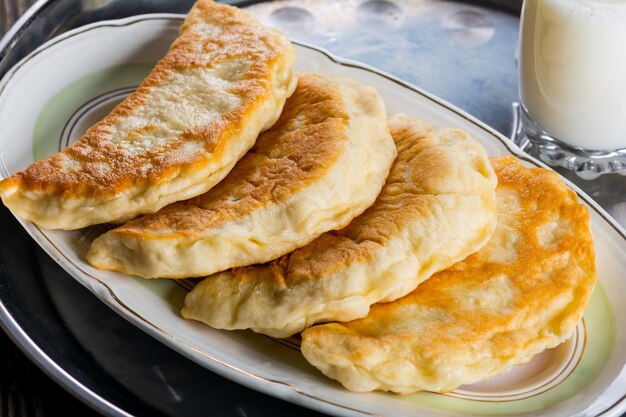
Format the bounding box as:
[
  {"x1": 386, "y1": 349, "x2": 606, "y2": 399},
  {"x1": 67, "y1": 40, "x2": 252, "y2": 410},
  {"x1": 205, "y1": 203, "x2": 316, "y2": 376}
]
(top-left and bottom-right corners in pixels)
[{"x1": 248, "y1": 0, "x2": 520, "y2": 136}]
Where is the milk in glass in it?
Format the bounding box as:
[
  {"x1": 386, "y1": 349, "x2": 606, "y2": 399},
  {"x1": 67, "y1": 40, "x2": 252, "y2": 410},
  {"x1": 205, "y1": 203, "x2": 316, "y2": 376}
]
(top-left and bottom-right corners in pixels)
[{"x1": 519, "y1": 0, "x2": 626, "y2": 150}]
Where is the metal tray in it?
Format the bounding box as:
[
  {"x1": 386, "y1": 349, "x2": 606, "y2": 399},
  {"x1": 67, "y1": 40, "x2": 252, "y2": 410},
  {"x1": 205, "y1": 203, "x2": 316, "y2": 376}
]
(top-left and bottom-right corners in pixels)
[{"x1": 0, "y1": 1, "x2": 623, "y2": 416}]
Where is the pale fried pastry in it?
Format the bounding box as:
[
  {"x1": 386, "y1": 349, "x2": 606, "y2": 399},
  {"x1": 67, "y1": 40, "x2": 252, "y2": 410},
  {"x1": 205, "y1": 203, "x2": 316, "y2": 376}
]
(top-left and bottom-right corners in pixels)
[
  {"x1": 87, "y1": 73, "x2": 396, "y2": 278},
  {"x1": 0, "y1": 0, "x2": 297, "y2": 229},
  {"x1": 300, "y1": 156, "x2": 596, "y2": 394},
  {"x1": 181, "y1": 114, "x2": 497, "y2": 337}
]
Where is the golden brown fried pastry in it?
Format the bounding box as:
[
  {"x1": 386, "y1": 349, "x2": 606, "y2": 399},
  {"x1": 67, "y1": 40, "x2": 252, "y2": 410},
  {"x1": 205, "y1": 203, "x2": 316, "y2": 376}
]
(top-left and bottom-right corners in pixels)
[
  {"x1": 0, "y1": 0, "x2": 297, "y2": 229},
  {"x1": 181, "y1": 114, "x2": 497, "y2": 337},
  {"x1": 87, "y1": 73, "x2": 396, "y2": 278},
  {"x1": 301, "y1": 156, "x2": 596, "y2": 394}
]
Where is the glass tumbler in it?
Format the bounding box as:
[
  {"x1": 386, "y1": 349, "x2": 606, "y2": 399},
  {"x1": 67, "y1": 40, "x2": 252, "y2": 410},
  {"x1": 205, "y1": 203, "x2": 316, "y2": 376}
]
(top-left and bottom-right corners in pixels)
[{"x1": 514, "y1": 0, "x2": 626, "y2": 179}]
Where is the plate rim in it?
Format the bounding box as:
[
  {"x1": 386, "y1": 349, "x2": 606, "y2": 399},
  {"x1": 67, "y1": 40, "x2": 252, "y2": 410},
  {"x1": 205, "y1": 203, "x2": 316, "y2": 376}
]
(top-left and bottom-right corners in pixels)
[{"x1": 1, "y1": 12, "x2": 625, "y2": 417}]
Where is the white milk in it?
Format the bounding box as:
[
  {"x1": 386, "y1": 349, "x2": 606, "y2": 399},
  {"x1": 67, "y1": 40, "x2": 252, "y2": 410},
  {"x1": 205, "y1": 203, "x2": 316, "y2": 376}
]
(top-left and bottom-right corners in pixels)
[{"x1": 519, "y1": 0, "x2": 626, "y2": 150}]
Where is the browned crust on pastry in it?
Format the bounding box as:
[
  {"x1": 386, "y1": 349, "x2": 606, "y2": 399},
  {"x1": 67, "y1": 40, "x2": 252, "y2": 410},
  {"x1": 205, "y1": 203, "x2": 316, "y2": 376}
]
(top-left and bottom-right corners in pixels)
[
  {"x1": 368, "y1": 156, "x2": 595, "y2": 337},
  {"x1": 120, "y1": 74, "x2": 349, "y2": 234},
  {"x1": 301, "y1": 156, "x2": 596, "y2": 393},
  {"x1": 0, "y1": 0, "x2": 291, "y2": 199},
  {"x1": 234, "y1": 118, "x2": 495, "y2": 285},
  {"x1": 179, "y1": 115, "x2": 496, "y2": 337}
]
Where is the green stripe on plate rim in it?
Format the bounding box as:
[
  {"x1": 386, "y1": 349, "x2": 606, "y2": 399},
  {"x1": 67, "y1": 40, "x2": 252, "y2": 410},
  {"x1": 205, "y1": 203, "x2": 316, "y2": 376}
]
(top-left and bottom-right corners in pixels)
[{"x1": 32, "y1": 62, "x2": 153, "y2": 161}]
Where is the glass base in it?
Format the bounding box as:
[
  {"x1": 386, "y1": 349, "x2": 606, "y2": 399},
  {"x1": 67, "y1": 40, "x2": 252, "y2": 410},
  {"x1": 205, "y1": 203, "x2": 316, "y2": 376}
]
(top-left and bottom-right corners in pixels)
[{"x1": 511, "y1": 103, "x2": 626, "y2": 180}]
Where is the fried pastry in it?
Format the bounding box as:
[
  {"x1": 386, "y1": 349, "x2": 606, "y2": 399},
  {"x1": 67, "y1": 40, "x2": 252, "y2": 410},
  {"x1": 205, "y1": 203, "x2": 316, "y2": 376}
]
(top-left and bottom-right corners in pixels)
[
  {"x1": 181, "y1": 114, "x2": 497, "y2": 337},
  {"x1": 87, "y1": 73, "x2": 396, "y2": 278},
  {"x1": 300, "y1": 156, "x2": 596, "y2": 394},
  {"x1": 0, "y1": 0, "x2": 297, "y2": 229}
]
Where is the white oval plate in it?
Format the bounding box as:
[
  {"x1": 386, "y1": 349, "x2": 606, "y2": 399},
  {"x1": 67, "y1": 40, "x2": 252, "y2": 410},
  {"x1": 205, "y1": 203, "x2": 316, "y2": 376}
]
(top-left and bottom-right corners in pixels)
[{"x1": 0, "y1": 14, "x2": 625, "y2": 417}]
